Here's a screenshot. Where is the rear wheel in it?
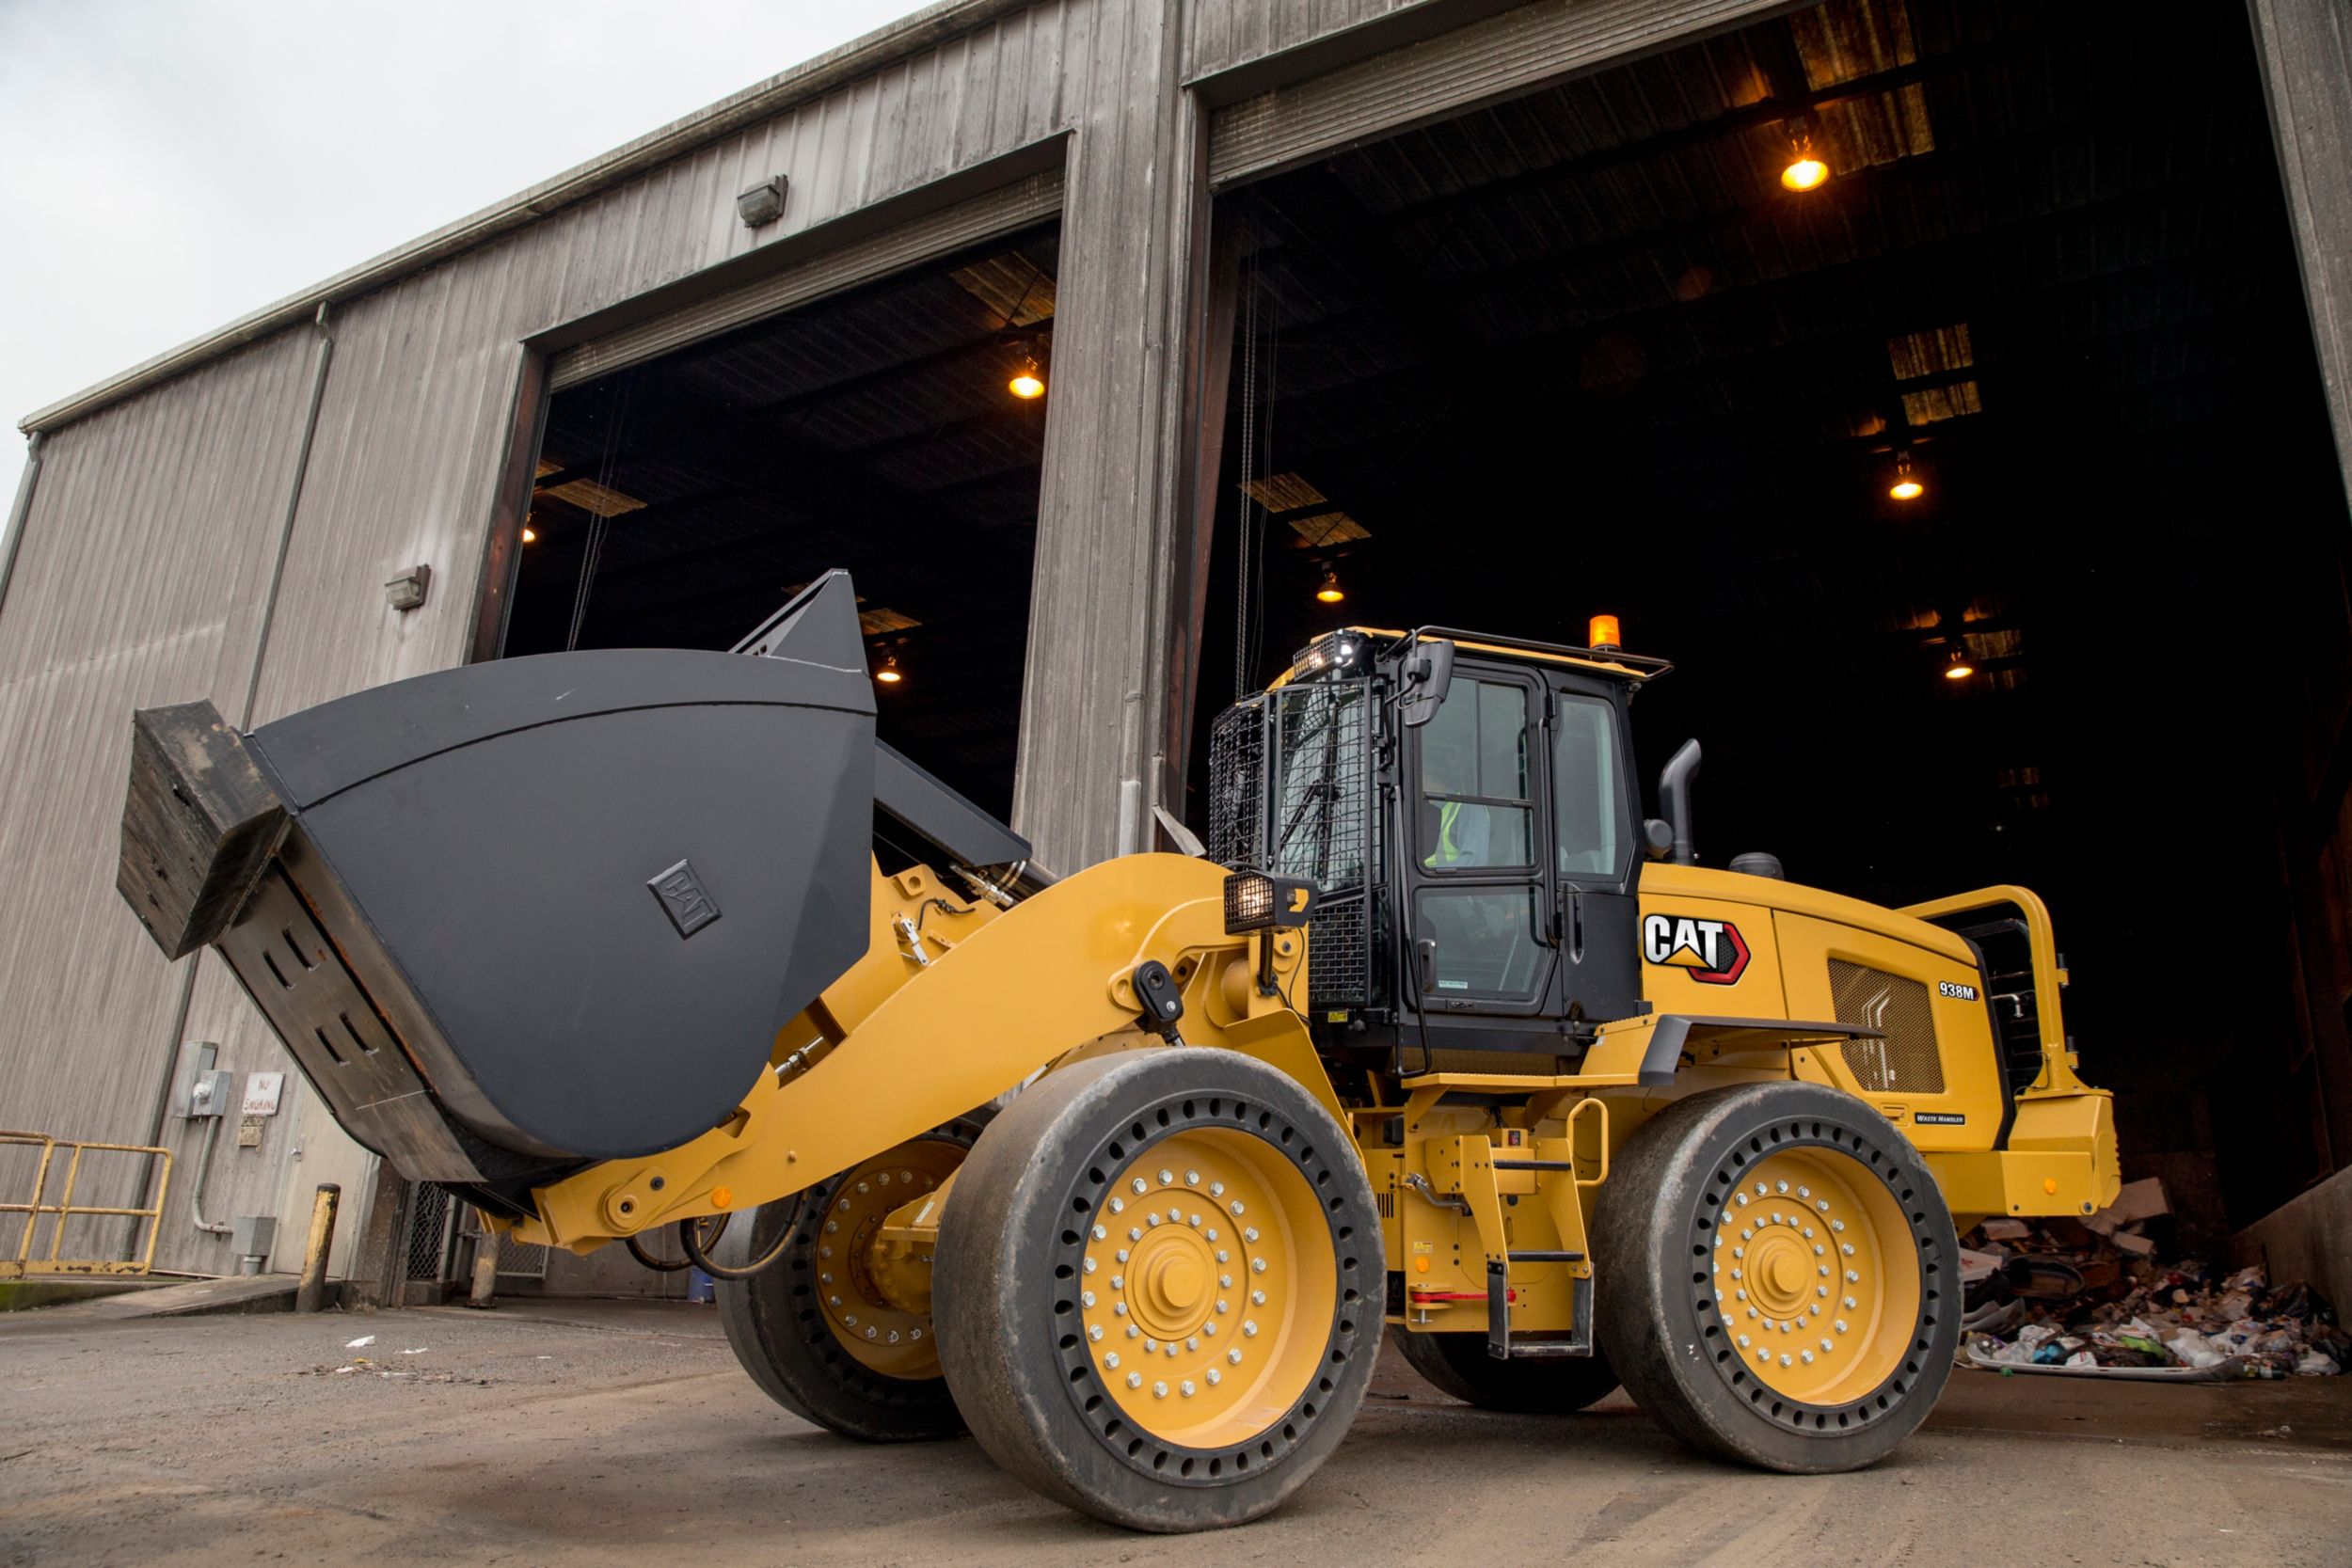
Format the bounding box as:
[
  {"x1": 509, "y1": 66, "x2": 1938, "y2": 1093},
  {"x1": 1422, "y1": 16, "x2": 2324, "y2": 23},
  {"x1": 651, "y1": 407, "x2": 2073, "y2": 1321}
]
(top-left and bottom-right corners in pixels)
[
  {"x1": 716, "y1": 1113, "x2": 989, "y2": 1441},
  {"x1": 1593, "y1": 1082, "x2": 1957, "y2": 1472},
  {"x1": 934, "y1": 1049, "x2": 1381, "y2": 1531},
  {"x1": 1393, "y1": 1330, "x2": 1620, "y2": 1413}
]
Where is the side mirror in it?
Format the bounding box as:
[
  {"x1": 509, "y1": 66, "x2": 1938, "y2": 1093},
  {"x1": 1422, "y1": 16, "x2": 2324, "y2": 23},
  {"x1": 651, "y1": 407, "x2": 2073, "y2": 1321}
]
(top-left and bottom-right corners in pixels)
[
  {"x1": 1396, "y1": 638, "x2": 1455, "y2": 728},
  {"x1": 1642, "y1": 818, "x2": 1675, "y2": 862}
]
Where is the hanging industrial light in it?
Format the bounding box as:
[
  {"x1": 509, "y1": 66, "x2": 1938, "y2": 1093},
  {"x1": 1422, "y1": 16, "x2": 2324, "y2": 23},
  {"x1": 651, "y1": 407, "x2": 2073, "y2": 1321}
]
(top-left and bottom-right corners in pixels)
[
  {"x1": 1889, "y1": 452, "x2": 1925, "y2": 501},
  {"x1": 520, "y1": 523, "x2": 537, "y2": 544},
  {"x1": 1780, "y1": 127, "x2": 1830, "y2": 192},
  {"x1": 1314, "y1": 566, "x2": 1345, "y2": 604},
  {"x1": 1009, "y1": 354, "x2": 1046, "y2": 401},
  {"x1": 1943, "y1": 645, "x2": 1974, "y2": 681},
  {"x1": 875, "y1": 651, "x2": 904, "y2": 685}
]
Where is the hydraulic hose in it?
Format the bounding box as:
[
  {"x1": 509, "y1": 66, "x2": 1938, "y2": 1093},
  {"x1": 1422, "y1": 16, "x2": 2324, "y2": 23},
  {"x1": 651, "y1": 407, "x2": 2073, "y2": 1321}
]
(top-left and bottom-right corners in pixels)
[
  {"x1": 625, "y1": 1232, "x2": 692, "y2": 1273},
  {"x1": 675, "y1": 1194, "x2": 805, "y2": 1280}
]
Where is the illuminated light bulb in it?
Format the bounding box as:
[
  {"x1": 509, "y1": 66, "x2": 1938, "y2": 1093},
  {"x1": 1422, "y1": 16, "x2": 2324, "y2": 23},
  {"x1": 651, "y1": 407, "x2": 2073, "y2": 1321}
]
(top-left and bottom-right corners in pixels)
[
  {"x1": 1943, "y1": 646, "x2": 1974, "y2": 681},
  {"x1": 876, "y1": 653, "x2": 904, "y2": 685},
  {"x1": 1889, "y1": 452, "x2": 1924, "y2": 501},
  {"x1": 520, "y1": 524, "x2": 537, "y2": 544},
  {"x1": 1009, "y1": 356, "x2": 1046, "y2": 400},
  {"x1": 1314, "y1": 567, "x2": 1344, "y2": 604},
  {"x1": 1782, "y1": 154, "x2": 1830, "y2": 192}
]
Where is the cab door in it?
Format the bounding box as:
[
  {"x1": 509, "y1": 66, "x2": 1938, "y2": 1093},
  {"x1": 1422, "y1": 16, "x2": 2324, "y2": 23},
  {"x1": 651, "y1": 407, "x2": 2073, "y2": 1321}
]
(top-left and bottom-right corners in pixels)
[
  {"x1": 1403, "y1": 663, "x2": 1556, "y2": 1037},
  {"x1": 1543, "y1": 671, "x2": 1643, "y2": 1027}
]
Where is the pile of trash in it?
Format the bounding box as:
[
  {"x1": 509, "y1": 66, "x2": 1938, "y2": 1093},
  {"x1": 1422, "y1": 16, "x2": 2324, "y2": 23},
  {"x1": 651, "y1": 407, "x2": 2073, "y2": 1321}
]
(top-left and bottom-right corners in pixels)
[{"x1": 1959, "y1": 1180, "x2": 2345, "y2": 1381}]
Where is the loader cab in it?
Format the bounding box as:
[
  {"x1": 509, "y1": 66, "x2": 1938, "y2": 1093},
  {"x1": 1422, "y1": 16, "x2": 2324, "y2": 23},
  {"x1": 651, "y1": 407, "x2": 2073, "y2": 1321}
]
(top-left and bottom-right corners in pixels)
[{"x1": 1205, "y1": 626, "x2": 1668, "y2": 1069}]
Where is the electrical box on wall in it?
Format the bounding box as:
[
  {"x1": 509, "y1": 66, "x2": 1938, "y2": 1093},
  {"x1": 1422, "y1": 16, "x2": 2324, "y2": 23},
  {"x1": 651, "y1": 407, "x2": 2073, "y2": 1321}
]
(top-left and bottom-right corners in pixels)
[{"x1": 187, "y1": 1069, "x2": 233, "y2": 1119}]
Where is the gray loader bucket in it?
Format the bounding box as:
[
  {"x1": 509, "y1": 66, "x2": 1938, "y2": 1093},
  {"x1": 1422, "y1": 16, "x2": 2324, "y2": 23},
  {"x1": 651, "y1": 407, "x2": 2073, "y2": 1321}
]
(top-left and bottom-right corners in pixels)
[{"x1": 117, "y1": 573, "x2": 878, "y2": 1204}]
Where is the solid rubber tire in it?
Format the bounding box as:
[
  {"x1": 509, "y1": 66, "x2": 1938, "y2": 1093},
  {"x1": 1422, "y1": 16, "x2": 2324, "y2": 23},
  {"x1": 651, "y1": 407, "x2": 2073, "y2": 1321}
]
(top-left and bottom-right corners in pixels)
[
  {"x1": 932, "y1": 1049, "x2": 1383, "y2": 1531},
  {"x1": 1392, "y1": 1329, "x2": 1620, "y2": 1414},
  {"x1": 1591, "y1": 1082, "x2": 1959, "y2": 1473},
  {"x1": 715, "y1": 1111, "x2": 990, "y2": 1442}
]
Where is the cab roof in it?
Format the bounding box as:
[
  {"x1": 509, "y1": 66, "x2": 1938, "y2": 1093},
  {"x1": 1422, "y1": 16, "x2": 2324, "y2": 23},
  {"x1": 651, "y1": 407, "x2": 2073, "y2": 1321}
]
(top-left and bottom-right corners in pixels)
[{"x1": 1269, "y1": 626, "x2": 1673, "y2": 691}]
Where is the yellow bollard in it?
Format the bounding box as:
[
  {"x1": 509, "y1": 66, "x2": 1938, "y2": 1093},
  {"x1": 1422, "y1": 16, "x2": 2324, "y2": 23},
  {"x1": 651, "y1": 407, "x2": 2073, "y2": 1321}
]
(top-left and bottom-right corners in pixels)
[
  {"x1": 294, "y1": 1183, "x2": 340, "y2": 1312},
  {"x1": 465, "y1": 1210, "x2": 499, "y2": 1310}
]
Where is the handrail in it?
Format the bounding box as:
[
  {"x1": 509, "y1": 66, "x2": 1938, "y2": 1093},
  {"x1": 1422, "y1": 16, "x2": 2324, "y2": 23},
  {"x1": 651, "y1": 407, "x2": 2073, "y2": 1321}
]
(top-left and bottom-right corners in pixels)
[
  {"x1": 1897, "y1": 884, "x2": 2078, "y2": 1092},
  {"x1": 0, "y1": 1131, "x2": 174, "y2": 1277}
]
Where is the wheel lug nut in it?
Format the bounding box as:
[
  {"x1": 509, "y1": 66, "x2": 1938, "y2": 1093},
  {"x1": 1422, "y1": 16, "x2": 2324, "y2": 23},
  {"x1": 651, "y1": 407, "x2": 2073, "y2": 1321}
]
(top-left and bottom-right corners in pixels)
[
  {"x1": 1132, "y1": 1179, "x2": 1147, "y2": 1195},
  {"x1": 1091, "y1": 1225, "x2": 1107, "y2": 1241},
  {"x1": 1251, "y1": 1259, "x2": 1267, "y2": 1275},
  {"x1": 1181, "y1": 1380, "x2": 1197, "y2": 1397},
  {"x1": 1084, "y1": 1258, "x2": 1098, "y2": 1274},
  {"x1": 1186, "y1": 1337, "x2": 1200, "y2": 1351},
  {"x1": 1185, "y1": 1171, "x2": 1200, "y2": 1186},
  {"x1": 1210, "y1": 1181, "x2": 1226, "y2": 1196},
  {"x1": 1228, "y1": 1349, "x2": 1243, "y2": 1364},
  {"x1": 1153, "y1": 1381, "x2": 1168, "y2": 1399},
  {"x1": 1127, "y1": 1372, "x2": 1143, "y2": 1388},
  {"x1": 1105, "y1": 1352, "x2": 1120, "y2": 1369},
  {"x1": 1157, "y1": 1170, "x2": 1174, "y2": 1186},
  {"x1": 1206, "y1": 1369, "x2": 1222, "y2": 1386},
  {"x1": 1250, "y1": 1290, "x2": 1266, "y2": 1306},
  {"x1": 1089, "y1": 1325, "x2": 1104, "y2": 1342},
  {"x1": 1243, "y1": 1321, "x2": 1259, "y2": 1338},
  {"x1": 1244, "y1": 1227, "x2": 1260, "y2": 1243}
]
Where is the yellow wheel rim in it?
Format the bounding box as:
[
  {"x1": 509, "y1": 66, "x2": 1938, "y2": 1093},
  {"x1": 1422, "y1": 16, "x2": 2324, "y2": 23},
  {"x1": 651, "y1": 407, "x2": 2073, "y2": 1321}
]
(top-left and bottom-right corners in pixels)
[
  {"x1": 815, "y1": 1139, "x2": 963, "y2": 1380},
  {"x1": 1077, "y1": 1127, "x2": 1335, "y2": 1449},
  {"x1": 1708, "y1": 1147, "x2": 1918, "y2": 1406}
]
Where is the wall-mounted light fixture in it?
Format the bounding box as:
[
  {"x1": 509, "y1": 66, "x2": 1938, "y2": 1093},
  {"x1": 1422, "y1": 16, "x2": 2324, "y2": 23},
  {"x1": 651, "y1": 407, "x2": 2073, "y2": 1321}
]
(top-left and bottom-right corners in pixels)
[
  {"x1": 384, "y1": 563, "x2": 432, "y2": 613},
  {"x1": 737, "y1": 175, "x2": 788, "y2": 230}
]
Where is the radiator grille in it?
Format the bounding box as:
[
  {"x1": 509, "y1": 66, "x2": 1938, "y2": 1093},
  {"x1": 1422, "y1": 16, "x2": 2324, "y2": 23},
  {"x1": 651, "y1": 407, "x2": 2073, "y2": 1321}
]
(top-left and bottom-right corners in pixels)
[{"x1": 1829, "y1": 960, "x2": 1945, "y2": 1094}]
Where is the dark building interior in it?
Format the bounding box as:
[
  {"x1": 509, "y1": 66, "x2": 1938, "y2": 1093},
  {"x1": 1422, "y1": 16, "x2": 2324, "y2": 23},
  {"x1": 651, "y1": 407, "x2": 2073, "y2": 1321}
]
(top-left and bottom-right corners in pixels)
[
  {"x1": 507, "y1": 221, "x2": 1063, "y2": 820},
  {"x1": 1188, "y1": 0, "x2": 2352, "y2": 1236}
]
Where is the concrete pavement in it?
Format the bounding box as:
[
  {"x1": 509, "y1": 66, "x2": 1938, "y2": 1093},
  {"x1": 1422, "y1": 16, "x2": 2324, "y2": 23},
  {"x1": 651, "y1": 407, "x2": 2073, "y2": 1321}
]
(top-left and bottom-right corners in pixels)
[{"x1": 2, "y1": 1297, "x2": 2345, "y2": 1565}]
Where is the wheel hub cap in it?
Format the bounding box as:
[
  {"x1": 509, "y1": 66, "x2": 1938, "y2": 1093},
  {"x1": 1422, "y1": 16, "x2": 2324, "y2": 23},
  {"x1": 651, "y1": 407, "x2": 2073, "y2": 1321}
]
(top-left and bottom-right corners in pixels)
[
  {"x1": 1707, "y1": 1147, "x2": 1918, "y2": 1406},
  {"x1": 1077, "y1": 1127, "x2": 1333, "y2": 1449}
]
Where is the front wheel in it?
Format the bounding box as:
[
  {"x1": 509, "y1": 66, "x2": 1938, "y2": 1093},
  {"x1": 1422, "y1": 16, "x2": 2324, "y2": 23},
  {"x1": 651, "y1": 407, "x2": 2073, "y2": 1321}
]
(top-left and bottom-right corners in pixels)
[
  {"x1": 715, "y1": 1114, "x2": 990, "y2": 1441},
  {"x1": 933, "y1": 1049, "x2": 1382, "y2": 1531},
  {"x1": 1593, "y1": 1082, "x2": 1958, "y2": 1472}
]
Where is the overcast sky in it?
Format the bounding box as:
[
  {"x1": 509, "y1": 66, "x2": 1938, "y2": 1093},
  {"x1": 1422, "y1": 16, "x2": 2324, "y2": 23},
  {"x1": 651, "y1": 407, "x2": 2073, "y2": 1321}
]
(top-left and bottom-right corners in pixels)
[{"x1": 1, "y1": 0, "x2": 921, "y2": 509}]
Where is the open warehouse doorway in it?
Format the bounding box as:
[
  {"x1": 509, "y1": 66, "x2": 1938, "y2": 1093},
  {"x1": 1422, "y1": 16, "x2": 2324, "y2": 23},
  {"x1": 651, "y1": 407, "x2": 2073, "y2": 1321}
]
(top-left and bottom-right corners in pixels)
[
  {"x1": 504, "y1": 220, "x2": 1063, "y2": 822},
  {"x1": 1186, "y1": 0, "x2": 2350, "y2": 1244}
]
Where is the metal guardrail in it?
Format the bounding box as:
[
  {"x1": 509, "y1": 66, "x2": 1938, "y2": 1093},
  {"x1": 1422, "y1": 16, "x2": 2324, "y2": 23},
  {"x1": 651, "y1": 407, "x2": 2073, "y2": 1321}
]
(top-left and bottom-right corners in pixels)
[{"x1": 0, "y1": 1130, "x2": 172, "y2": 1277}]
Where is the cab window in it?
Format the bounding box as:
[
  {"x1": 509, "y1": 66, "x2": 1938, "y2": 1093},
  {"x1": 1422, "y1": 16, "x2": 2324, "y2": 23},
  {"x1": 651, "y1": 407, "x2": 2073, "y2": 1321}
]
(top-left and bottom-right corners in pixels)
[
  {"x1": 1420, "y1": 676, "x2": 1532, "y2": 870},
  {"x1": 1552, "y1": 695, "x2": 1625, "y2": 879}
]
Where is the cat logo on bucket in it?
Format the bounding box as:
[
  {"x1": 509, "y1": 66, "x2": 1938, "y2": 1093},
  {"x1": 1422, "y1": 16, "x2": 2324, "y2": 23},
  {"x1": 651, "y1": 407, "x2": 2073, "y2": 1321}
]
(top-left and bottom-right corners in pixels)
[{"x1": 1642, "y1": 912, "x2": 1750, "y2": 985}]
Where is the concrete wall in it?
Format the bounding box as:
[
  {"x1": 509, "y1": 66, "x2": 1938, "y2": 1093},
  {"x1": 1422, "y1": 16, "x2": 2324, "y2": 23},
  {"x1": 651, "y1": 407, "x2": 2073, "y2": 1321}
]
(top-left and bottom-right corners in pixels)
[{"x1": 2234, "y1": 1164, "x2": 2352, "y2": 1326}]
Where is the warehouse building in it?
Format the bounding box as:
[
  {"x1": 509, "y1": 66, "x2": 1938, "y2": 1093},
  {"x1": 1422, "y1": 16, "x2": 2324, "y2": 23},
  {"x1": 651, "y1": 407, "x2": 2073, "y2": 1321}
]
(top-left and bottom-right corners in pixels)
[{"x1": 4, "y1": 0, "x2": 2348, "y2": 1304}]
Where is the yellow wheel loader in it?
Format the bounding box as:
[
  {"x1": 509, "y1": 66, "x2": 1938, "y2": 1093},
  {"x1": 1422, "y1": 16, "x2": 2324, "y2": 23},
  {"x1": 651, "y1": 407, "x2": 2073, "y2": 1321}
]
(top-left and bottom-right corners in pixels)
[{"x1": 117, "y1": 570, "x2": 2117, "y2": 1531}]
